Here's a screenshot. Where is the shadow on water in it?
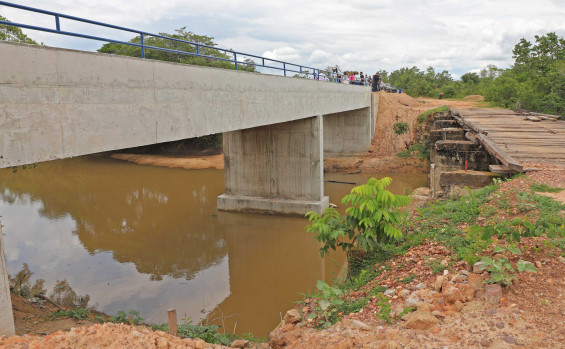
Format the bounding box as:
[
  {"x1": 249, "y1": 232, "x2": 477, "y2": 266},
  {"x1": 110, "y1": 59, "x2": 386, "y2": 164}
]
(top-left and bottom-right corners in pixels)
[{"x1": 0, "y1": 155, "x2": 428, "y2": 336}]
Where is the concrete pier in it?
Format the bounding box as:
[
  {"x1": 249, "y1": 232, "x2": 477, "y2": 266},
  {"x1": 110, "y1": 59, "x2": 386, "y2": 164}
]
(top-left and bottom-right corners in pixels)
[
  {"x1": 217, "y1": 116, "x2": 328, "y2": 216},
  {"x1": 0, "y1": 219, "x2": 15, "y2": 336},
  {"x1": 323, "y1": 107, "x2": 372, "y2": 157}
]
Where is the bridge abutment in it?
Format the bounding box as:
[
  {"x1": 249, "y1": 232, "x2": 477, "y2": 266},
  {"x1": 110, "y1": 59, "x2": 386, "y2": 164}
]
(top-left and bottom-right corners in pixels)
[
  {"x1": 0, "y1": 219, "x2": 15, "y2": 336},
  {"x1": 323, "y1": 107, "x2": 372, "y2": 157},
  {"x1": 217, "y1": 115, "x2": 329, "y2": 216}
]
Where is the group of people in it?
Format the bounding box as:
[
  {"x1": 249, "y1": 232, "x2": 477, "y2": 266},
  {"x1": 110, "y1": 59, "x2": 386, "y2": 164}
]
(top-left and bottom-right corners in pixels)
[
  {"x1": 329, "y1": 69, "x2": 373, "y2": 86},
  {"x1": 324, "y1": 69, "x2": 384, "y2": 91},
  {"x1": 310, "y1": 69, "x2": 390, "y2": 92}
]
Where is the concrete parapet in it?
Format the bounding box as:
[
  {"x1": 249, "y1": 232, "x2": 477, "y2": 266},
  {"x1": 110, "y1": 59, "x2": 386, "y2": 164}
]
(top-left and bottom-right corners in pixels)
[
  {"x1": 323, "y1": 107, "x2": 371, "y2": 157},
  {"x1": 218, "y1": 116, "x2": 328, "y2": 216},
  {"x1": 0, "y1": 219, "x2": 15, "y2": 336}
]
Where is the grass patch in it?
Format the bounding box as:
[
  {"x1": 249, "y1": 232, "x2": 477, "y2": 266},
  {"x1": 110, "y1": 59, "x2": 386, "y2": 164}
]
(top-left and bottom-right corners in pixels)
[
  {"x1": 531, "y1": 183, "x2": 563, "y2": 193},
  {"x1": 417, "y1": 106, "x2": 449, "y2": 124},
  {"x1": 397, "y1": 141, "x2": 430, "y2": 160}
]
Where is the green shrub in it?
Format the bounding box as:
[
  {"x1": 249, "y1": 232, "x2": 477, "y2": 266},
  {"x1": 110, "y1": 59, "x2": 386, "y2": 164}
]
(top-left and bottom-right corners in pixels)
[
  {"x1": 306, "y1": 178, "x2": 410, "y2": 266},
  {"x1": 393, "y1": 122, "x2": 410, "y2": 135}
]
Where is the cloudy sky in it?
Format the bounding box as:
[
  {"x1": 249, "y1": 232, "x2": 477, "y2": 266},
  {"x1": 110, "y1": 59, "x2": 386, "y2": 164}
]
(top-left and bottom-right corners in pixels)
[{"x1": 2, "y1": 0, "x2": 565, "y2": 78}]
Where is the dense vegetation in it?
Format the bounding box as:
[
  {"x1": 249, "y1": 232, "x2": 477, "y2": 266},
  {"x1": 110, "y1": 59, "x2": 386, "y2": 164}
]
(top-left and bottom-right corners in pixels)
[
  {"x1": 98, "y1": 26, "x2": 256, "y2": 72},
  {"x1": 0, "y1": 15, "x2": 38, "y2": 44},
  {"x1": 384, "y1": 32, "x2": 565, "y2": 116}
]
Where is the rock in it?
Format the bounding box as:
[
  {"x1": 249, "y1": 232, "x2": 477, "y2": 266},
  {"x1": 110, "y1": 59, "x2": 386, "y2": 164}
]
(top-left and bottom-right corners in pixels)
[
  {"x1": 558, "y1": 256, "x2": 565, "y2": 264},
  {"x1": 385, "y1": 341, "x2": 402, "y2": 349},
  {"x1": 473, "y1": 261, "x2": 486, "y2": 273},
  {"x1": 231, "y1": 339, "x2": 250, "y2": 348},
  {"x1": 468, "y1": 273, "x2": 484, "y2": 291},
  {"x1": 434, "y1": 276, "x2": 444, "y2": 292},
  {"x1": 535, "y1": 260, "x2": 542, "y2": 269},
  {"x1": 442, "y1": 286, "x2": 463, "y2": 304},
  {"x1": 458, "y1": 283, "x2": 476, "y2": 301},
  {"x1": 415, "y1": 282, "x2": 426, "y2": 290},
  {"x1": 384, "y1": 288, "x2": 396, "y2": 296},
  {"x1": 400, "y1": 289, "x2": 411, "y2": 297},
  {"x1": 461, "y1": 301, "x2": 483, "y2": 313},
  {"x1": 404, "y1": 308, "x2": 440, "y2": 330},
  {"x1": 480, "y1": 338, "x2": 491, "y2": 347},
  {"x1": 454, "y1": 300, "x2": 464, "y2": 312},
  {"x1": 283, "y1": 309, "x2": 301, "y2": 324},
  {"x1": 405, "y1": 290, "x2": 432, "y2": 308},
  {"x1": 412, "y1": 187, "x2": 431, "y2": 196},
  {"x1": 341, "y1": 319, "x2": 371, "y2": 331},
  {"x1": 432, "y1": 310, "x2": 445, "y2": 319},
  {"x1": 451, "y1": 270, "x2": 469, "y2": 282},
  {"x1": 503, "y1": 335, "x2": 516, "y2": 344},
  {"x1": 495, "y1": 322, "x2": 504, "y2": 329},
  {"x1": 485, "y1": 284, "x2": 502, "y2": 304}
]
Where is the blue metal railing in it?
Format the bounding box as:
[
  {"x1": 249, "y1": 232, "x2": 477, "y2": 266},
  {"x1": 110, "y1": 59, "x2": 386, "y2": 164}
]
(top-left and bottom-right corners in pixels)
[{"x1": 0, "y1": 1, "x2": 330, "y2": 79}]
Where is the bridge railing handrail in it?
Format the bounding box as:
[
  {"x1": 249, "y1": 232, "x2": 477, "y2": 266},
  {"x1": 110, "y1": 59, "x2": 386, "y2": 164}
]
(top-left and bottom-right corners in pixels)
[{"x1": 0, "y1": 1, "x2": 331, "y2": 78}]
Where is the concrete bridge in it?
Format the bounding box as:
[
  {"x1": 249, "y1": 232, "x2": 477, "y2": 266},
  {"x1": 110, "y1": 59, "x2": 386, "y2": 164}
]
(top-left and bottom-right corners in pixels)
[
  {"x1": 0, "y1": 41, "x2": 377, "y2": 216},
  {"x1": 0, "y1": 40, "x2": 378, "y2": 334}
]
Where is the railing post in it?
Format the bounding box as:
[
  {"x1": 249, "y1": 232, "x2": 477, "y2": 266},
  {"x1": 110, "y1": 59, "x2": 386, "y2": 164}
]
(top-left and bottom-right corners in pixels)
[
  {"x1": 262, "y1": 58, "x2": 265, "y2": 66},
  {"x1": 234, "y1": 52, "x2": 238, "y2": 70},
  {"x1": 55, "y1": 15, "x2": 60, "y2": 31},
  {"x1": 140, "y1": 33, "x2": 145, "y2": 58},
  {"x1": 196, "y1": 44, "x2": 200, "y2": 55},
  {"x1": 283, "y1": 63, "x2": 286, "y2": 76}
]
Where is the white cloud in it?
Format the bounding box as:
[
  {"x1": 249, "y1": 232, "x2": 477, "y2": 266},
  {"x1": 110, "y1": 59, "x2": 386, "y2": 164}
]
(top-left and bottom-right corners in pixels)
[
  {"x1": 2, "y1": 0, "x2": 565, "y2": 76},
  {"x1": 308, "y1": 49, "x2": 332, "y2": 63},
  {"x1": 263, "y1": 46, "x2": 300, "y2": 61}
]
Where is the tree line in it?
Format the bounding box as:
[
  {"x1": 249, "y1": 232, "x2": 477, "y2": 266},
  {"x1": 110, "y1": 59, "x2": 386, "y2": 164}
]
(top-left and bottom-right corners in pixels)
[{"x1": 382, "y1": 32, "x2": 565, "y2": 116}]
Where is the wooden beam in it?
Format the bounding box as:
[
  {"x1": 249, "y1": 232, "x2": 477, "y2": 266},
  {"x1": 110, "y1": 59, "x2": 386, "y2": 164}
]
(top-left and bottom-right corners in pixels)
[
  {"x1": 477, "y1": 134, "x2": 523, "y2": 172},
  {"x1": 489, "y1": 165, "x2": 518, "y2": 174}
]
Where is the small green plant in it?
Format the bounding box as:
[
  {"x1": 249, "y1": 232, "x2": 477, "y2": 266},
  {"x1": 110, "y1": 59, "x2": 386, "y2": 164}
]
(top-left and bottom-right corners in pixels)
[
  {"x1": 374, "y1": 293, "x2": 412, "y2": 324},
  {"x1": 481, "y1": 245, "x2": 537, "y2": 285},
  {"x1": 400, "y1": 274, "x2": 416, "y2": 284},
  {"x1": 47, "y1": 308, "x2": 91, "y2": 321},
  {"x1": 306, "y1": 280, "x2": 345, "y2": 329},
  {"x1": 393, "y1": 122, "x2": 410, "y2": 135},
  {"x1": 110, "y1": 310, "x2": 144, "y2": 325},
  {"x1": 152, "y1": 320, "x2": 233, "y2": 346}
]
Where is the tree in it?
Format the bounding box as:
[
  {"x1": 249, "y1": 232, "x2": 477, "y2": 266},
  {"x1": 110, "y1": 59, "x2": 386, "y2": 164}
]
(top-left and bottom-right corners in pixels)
[
  {"x1": 0, "y1": 15, "x2": 38, "y2": 44},
  {"x1": 98, "y1": 27, "x2": 256, "y2": 72},
  {"x1": 461, "y1": 72, "x2": 480, "y2": 84},
  {"x1": 306, "y1": 177, "x2": 410, "y2": 273}
]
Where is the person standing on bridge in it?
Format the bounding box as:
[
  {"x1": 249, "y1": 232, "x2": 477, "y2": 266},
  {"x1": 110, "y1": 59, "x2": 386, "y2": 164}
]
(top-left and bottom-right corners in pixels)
[{"x1": 372, "y1": 73, "x2": 381, "y2": 92}]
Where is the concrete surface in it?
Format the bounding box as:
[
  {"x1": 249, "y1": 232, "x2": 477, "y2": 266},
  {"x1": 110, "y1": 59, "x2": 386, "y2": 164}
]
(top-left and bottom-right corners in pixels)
[
  {"x1": 0, "y1": 41, "x2": 370, "y2": 168},
  {"x1": 218, "y1": 116, "x2": 328, "y2": 215},
  {"x1": 0, "y1": 219, "x2": 15, "y2": 336},
  {"x1": 324, "y1": 107, "x2": 371, "y2": 157}
]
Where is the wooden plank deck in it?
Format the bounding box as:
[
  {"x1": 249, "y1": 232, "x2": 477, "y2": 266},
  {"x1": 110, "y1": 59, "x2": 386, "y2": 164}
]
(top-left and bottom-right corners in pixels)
[{"x1": 452, "y1": 108, "x2": 565, "y2": 167}]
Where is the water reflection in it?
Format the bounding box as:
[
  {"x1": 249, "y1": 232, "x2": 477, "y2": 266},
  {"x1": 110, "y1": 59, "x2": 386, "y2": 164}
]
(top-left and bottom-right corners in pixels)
[{"x1": 0, "y1": 155, "x2": 428, "y2": 335}]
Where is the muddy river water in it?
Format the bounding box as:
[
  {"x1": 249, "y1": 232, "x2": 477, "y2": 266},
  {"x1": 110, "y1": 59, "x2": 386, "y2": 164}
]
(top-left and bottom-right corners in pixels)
[{"x1": 0, "y1": 155, "x2": 427, "y2": 336}]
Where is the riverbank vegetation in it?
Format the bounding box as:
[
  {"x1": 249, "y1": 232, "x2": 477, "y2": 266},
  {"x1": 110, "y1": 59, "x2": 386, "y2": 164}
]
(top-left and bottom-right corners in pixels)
[
  {"x1": 298, "y1": 171, "x2": 565, "y2": 333},
  {"x1": 384, "y1": 32, "x2": 565, "y2": 116}
]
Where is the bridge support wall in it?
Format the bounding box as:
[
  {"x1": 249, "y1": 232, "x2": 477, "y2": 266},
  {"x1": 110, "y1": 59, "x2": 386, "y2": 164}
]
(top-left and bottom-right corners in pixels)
[
  {"x1": 323, "y1": 107, "x2": 371, "y2": 157},
  {"x1": 0, "y1": 219, "x2": 15, "y2": 336},
  {"x1": 217, "y1": 116, "x2": 328, "y2": 216}
]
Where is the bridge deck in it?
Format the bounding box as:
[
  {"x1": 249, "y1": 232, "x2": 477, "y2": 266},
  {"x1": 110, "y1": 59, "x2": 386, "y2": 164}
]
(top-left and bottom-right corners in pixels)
[{"x1": 453, "y1": 108, "x2": 565, "y2": 168}]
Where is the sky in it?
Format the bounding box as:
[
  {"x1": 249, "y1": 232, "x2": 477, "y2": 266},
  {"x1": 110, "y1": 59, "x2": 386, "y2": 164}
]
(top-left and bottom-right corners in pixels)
[{"x1": 2, "y1": 0, "x2": 565, "y2": 79}]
